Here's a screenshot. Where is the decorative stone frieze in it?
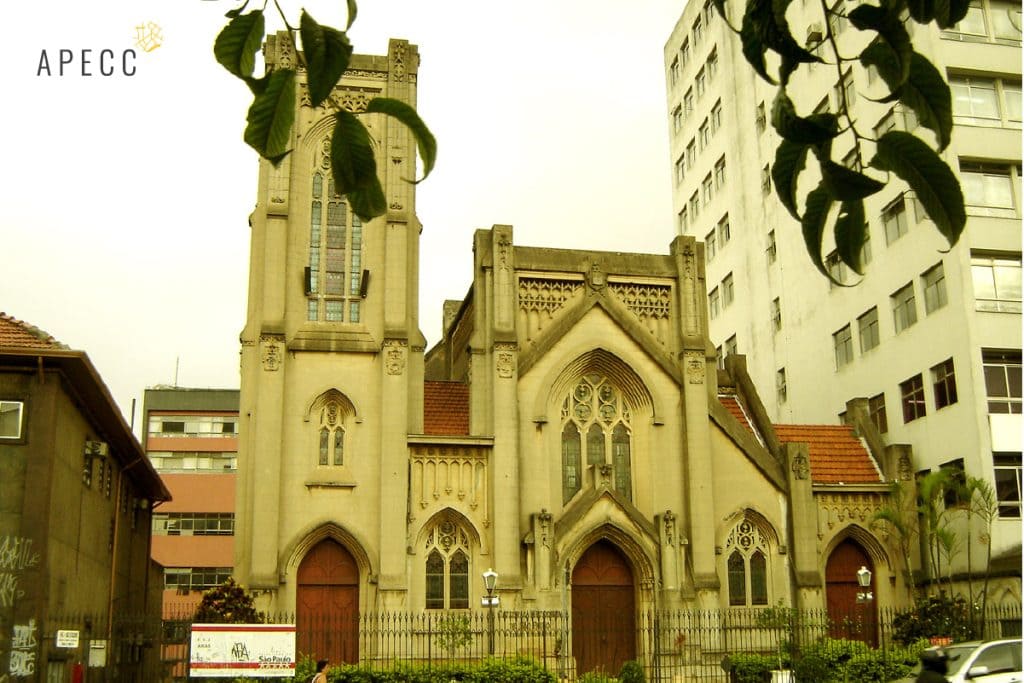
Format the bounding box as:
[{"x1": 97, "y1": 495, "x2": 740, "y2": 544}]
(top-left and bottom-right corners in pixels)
[
  {"x1": 384, "y1": 340, "x2": 407, "y2": 375},
  {"x1": 684, "y1": 350, "x2": 705, "y2": 384},
  {"x1": 260, "y1": 335, "x2": 284, "y2": 371}
]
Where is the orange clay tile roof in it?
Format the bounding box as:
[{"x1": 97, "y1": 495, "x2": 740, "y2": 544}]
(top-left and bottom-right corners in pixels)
[
  {"x1": 0, "y1": 312, "x2": 66, "y2": 350},
  {"x1": 718, "y1": 393, "x2": 766, "y2": 446},
  {"x1": 423, "y1": 381, "x2": 469, "y2": 436},
  {"x1": 775, "y1": 424, "x2": 883, "y2": 484}
]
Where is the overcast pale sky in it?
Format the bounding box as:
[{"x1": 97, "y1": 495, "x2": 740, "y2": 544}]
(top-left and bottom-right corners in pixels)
[{"x1": 3, "y1": 0, "x2": 681, "y2": 435}]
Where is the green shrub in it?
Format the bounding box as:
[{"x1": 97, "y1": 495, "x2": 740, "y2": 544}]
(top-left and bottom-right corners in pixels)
[
  {"x1": 577, "y1": 672, "x2": 614, "y2": 683},
  {"x1": 726, "y1": 653, "x2": 775, "y2": 683},
  {"x1": 618, "y1": 659, "x2": 646, "y2": 683},
  {"x1": 791, "y1": 654, "x2": 830, "y2": 682},
  {"x1": 891, "y1": 595, "x2": 973, "y2": 645}
]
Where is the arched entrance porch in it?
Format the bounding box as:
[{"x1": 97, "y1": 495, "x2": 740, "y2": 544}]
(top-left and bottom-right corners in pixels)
[{"x1": 826, "y1": 538, "x2": 878, "y2": 646}]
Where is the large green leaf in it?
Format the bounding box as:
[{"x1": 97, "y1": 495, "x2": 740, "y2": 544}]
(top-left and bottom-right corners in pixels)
[
  {"x1": 243, "y1": 68, "x2": 296, "y2": 161},
  {"x1": 945, "y1": 0, "x2": 972, "y2": 27},
  {"x1": 860, "y1": 39, "x2": 901, "y2": 89},
  {"x1": 870, "y1": 131, "x2": 965, "y2": 245},
  {"x1": 345, "y1": 0, "x2": 358, "y2": 30},
  {"x1": 821, "y1": 160, "x2": 886, "y2": 201},
  {"x1": 768, "y1": 0, "x2": 822, "y2": 66},
  {"x1": 347, "y1": 180, "x2": 388, "y2": 222},
  {"x1": 741, "y1": 0, "x2": 776, "y2": 84},
  {"x1": 300, "y1": 10, "x2": 354, "y2": 108},
  {"x1": 214, "y1": 10, "x2": 265, "y2": 79},
  {"x1": 773, "y1": 139, "x2": 811, "y2": 220},
  {"x1": 849, "y1": 5, "x2": 912, "y2": 86},
  {"x1": 898, "y1": 52, "x2": 953, "y2": 150},
  {"x1": 834, "y1": 199, "x2": 867, "y2": 274},
  {"x1": 330, "y1": 109, "x2": 378, "y2": 195},
  {"x1": 906, "y1": 0, "x2": 937, "y2": 23},
  {"x1": 801, "y1": 186, "x2": 835, "y2": 279},
  {"x1": 366, "y1": 97, "x2": 438, "y2": 182},
  {"x1": 772, "y1": 91, "x2": 841, "y2": 144}
]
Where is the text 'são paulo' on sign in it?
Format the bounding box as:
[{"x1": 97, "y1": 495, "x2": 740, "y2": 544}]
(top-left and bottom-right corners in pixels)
[{"x1": 189, "y1": 624, "x2": 296, "y2": 678}]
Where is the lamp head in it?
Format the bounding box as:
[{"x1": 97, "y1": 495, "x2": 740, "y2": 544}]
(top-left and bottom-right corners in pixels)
[
  {"x1": 482, "y1": 568, "x2": 498, "y2": 593},
  {"x1": 856, "y1": 566, "x2": 872, "y2": 588}
]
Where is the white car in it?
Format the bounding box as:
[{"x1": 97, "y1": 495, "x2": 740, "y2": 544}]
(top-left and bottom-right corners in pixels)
[{"x1": 896, "y1": 639, "x2": 1022, "y2": 683}]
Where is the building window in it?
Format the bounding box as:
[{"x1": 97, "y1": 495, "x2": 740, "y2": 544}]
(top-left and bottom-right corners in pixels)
[
  {"x1": 921, "y1": 262, "x2": 948, "y2": 313},
  {"x1": 672, "y1": 106, "x2": 683, "y2": 134},
  {"x1": 761, "y1": 165, "x2": 771, "y2": 194},
  {"x1": 777, "y1": 368, "x2": 787, "y2": 402},
  {"x1": 686, "y1": 139, "x2": 697, "y2": 167},
  {"x1": 716, "y1": 345, "x2": 725, "y2": 369},
  {"x1": 715, "y1": 158, "x2": 727, "y2": 191},
  {"x1": 424, "y1": 518, "x2": 470, "y2": 609},
  {"x1": 834, "y1": 324, "x2": 854, "y2": 369},
  {"x1": 869, "y1": 393, "x2": 888, "y2": 433},
  {"x1": 960, "y1": 162, "x2": 1018, "y2": 217},
  {"x1": 148, "y1": 414, "x2": 238, "y2": 439},
  {"x1": 834, "y1": 69, "x2": 856, "y2": 108},
  {"x1": 766, "y1": 230, "x2": 777, "y2": 263},
  {"x1": 932, "y1": 358, "x2": 958, "y2": 409},
  {"x1": 678, "y1": 207, "x2": 689, "y2": 233},
  {"x1": 972, "y1": 253, "x2": 1022, "y2": 312},
  {"x1": 874, "y1": 109, "x2": 897, "y2": 137},
  {"x1": 82, "y1": 452, "x2": 93, "y2": 488},
  {"x1": 0, "y1": 401, "x2": 24, "y2": 440},
  {"x1": 702, "y1": 174, "x2": 714, "y2": 204},
  {"x1": 685, "y1": 88, "x2": 695, "y2": 114},
  {"x1": 310, "y1": 390, "x2": 353, "y2": 467},
  {"x1": 711, "y1": 99, "x2": 723, "y2": 132},
  {"x1": 706, "y1": 229, "x2": 718, "y2": 261},
  {"x1": 689, "y1": 191, "x2": 701, "y2": 219},
  {"x1": 670, "y1": 58, "x2": 680, "y2": 86},
  {"x1": 891, "y1": 282, "x2": 918, "y2": 333},
  {"x1": 681, "y1": 38, "x2": 692, "y2": 67},
  {"x1": 756, "y1": 102, "x2": 767, "y2": 132},
  {"x1": 700, "y1": 120, "x2": 711, "y2": 150},
  {"x1": 561, "y1": 375, "x2": 633, "y2": 502},
  {"x1": 771, "y1": 298, "x2": 782, "y2": 331},
  {"x1": 951, "y1": 75, "x2": 1000, "y2": 123},
  {"x1": 994, "y1": 453, "x2": 1022, "y2": 518},
  {"x1": 861, "y1": 230, "x2": 873, "y2": 266},
  {"x1": 696, "y1": 67, "x2": 707, "y2": 99},
  {"x1": 709, "y1": 287, "x2": 721, "y2": 319},
  {"x1": 308, "y1": 159, "x2": 364, "y2": 323},
  {"x1": 153, "y1": 513, "x2": 235, "y2": 536},
  {"x1": 943, "y1": 0, "x2": 1022, "y2": 42},
  {"x1": 883, "y1": 197, "x2": 909, "y2": 244},
  {"x1": 675, "y1": 155, "x2": 686, "y2": 185},
  {"x1": 826, "y1": 250, "x2": 848, "y2": 286},
  {"x1": 165, "y1": 567, "x2": 232, "y2": 592},
  {"x1": 900, "y1": 374, "x2": 927, "y2": 422},
  {"x1": 725, "y1": 518, "x2": 771, "y2": 606},
  {"x1": 722, "y1": 273, "x2": 735, "y2": 307},
  {"x1": 707, "y1": 47, "x2": 719, "y2": 80},
  {"x1": 983, "y1": 349, "x2": 1022, "y2": 413},
  {"x1": 858, "y1": 307, "x2": 880, "y2": 352},
  {"x1": 693, "y1": 14, "x2": 704, "y2": 43},
  {"x1": 725, "y1": 334, "x2": 738, "y2": 357},
  {"x1": 828, "y1": 0, "x2": 849, "y2": 35}
]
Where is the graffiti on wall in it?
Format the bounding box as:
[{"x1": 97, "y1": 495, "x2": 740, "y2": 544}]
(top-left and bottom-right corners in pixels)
[
  {"x1": 7, "y1": 620, "x2": 36, "y2": 678},
  {"x1": 0, "y1": 536, "x2": 39, "y2": 608}
]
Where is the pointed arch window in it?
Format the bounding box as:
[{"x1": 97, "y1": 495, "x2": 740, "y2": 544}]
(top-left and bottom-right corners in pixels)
[
  {"x1": 424, "y1": 518, "x2": 470, "y2": 609},
  {"x1": 311, "y1": 390, "x2": 354, "y2": 467},
  {"x1": 724, "y1": 518, "x2": 771, "y2": 606},
  {"x1": 307, "y1": 139, "x2": 364, "y2": 323},
  {"x1": 560, "y1": 374, "x2": 633, "y2": 503}
]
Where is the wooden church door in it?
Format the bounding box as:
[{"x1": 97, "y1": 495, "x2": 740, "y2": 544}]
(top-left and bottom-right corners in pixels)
[
  {"x1": 825, "y1": 539, "x2": 877, "y2": 646},
  {"x1": 571, "y1": 540, "x2": 636, "y2": 676},
  {"x1": 296, "y1": 539, "x2": 360, "y2": 663}
]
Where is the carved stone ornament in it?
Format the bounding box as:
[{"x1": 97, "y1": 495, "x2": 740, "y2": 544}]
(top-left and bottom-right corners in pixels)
[
  {"x1": 260, "y1": 335, "x2": 284, "y2": 371},
  {"x1": 495, "y1": 343, "x2": 516, "y2": 379},
  {"x1": 587, "y1": 263, "x2": 607, "y2": 290},
  {"x1": 791, "y1": 452, "x2": 810, "y2": 480},
  {"x1": 391, "y1": 42, "x2": 407, "y2": 81},
  {"x1": 663, "y1": 510, "x2": 677, "y2": 546},
  {"x1": 497, "y1": 237, "x2": 511, "y2": 271},
  {"x1": 384, "y1": 340, "x2": 406, "y2": 375},
  {"x1": 684, "y1": 351, "x2": 705, "y2": 384},
  {"x1": 898, "y1": 453, "x2": 912, "y2": 481}
]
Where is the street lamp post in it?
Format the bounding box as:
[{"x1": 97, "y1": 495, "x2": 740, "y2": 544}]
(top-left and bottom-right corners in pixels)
[
  {"x1": 482, "y1": 568, "x2": 499, "y2": 656},
  {"x1": 855, "y1": 566, "x2": 874, "y2": 646}
]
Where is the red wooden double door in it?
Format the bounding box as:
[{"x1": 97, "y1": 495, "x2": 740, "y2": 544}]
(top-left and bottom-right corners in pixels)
[
  {"x1": 296, "y1": 539, "x2": 360, "y2": 664},
  {"x1": 572, "y1": 541, "x2": 637, "y2": 676}
]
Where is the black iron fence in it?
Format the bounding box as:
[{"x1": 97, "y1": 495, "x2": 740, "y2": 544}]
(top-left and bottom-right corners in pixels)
[{"x1": 35, "y1": 604, "x2": 1022, "y2": 682}]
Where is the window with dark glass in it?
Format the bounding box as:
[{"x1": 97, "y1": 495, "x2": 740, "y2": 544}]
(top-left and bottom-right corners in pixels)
[
  {"x1": 561, "y1": 375, "x2": 633, "y2": 502},
  {"x1": 869, "y1": 393, "x2": 888, "y2": 433},
  {"x1": 0, "y1": 401, "x2": 24, "y2": 440},
  {"x1": 931, "y1": 358, "x2": 958, "y2": 409},
  {"x1": 994, "y1": 453, "x2": 1022, "y2": 518},
  {"x1": 900, "y1": 374, "x2": 927, "y2": 422},
  {"x1": 983, "y1": 349, "x2": 1022, "y2": 413},
  {"x1": 724, "y1": 519, "x2": 770, "y2": 607},
  {"x1": 424, "y1": 519, "x2": 470, "y2": 609}
]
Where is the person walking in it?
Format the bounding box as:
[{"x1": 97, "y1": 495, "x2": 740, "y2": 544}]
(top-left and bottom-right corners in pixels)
[{"x1": 311, "y1": 659, "x2": 329, "y2": 683}]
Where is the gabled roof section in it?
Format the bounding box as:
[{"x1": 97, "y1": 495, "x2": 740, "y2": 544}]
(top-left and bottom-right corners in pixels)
[
  {"x1": 0, "y1": 312, "x2": 67, "y2": 350},
  {"x1": 775, "y1": 424, "x2": 883, "y2": 484},
  {"x1": 718, "y1": 390, "x2": 766, "y2": 447},
  {"x1": 423, "y1": 381, "x2": 469, "y2": 436}
]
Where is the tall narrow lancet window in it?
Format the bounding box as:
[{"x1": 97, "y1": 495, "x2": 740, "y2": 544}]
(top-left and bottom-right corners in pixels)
[
  {"x1": 424, "y1": 517, "x2": 471, "y2": 609},
  {"x1": 317, "y1": 396, "x2": 346, "y2": 466},
  {"x1": 307, "y1": 138, "x2": 364, "y2": 323},
  {"x1": 560, "y1": 374, "x2": 633, "y2": 503},
  {"x1": 562, "y1": 423, "x2": 582, "y2": 504},
  {"x1": 723, "y1": 517, "x2": 772, "y2": 606}
]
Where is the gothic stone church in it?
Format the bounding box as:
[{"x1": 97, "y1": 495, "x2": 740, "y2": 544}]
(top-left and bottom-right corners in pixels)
[{"x1": 233, "y1": 36, "x2": 914, "y2": 674}]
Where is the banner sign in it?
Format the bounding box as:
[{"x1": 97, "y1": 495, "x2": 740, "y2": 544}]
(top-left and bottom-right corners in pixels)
[{"x1": 189, "y1": 624, "x2": 296, "y2": 678}]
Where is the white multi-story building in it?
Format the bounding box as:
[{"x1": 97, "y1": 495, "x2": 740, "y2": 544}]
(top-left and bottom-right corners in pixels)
[{"x1": 664, "y1": 0, "x2": 1021, "y2": 578}]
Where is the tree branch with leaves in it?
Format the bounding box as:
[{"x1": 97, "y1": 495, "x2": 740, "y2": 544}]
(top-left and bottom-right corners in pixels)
[
  {"x1": 214, "y1": 0, "x2": 436, "y2": 223},
  {"x1": 713, "y1": 0, "x2": 967, "y2": 282}
]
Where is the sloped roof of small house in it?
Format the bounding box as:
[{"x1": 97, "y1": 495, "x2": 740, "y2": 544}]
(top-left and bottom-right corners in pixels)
[
  {"x1": 775, "y1": 424, "x2": 884, "y2": 484},
  {"x1": 0, "y1": 312, "x2": 68, "y2": 350},
  {"x1": 423, "y1": 381, "x2": 470, "y2": 435}
]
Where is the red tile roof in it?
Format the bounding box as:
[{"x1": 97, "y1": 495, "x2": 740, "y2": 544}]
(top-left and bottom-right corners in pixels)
[
  {"x1": 718, "y1": 393, "x2": 766, "y2": 446},
  {"x1": 423, "y1": 381, "x2": 469, "y2": 436},
  {"x1": 775, "y1": 424, "x2": 883, "y2": 484},
  {"x1": 0, "y1": 312, "x2": 66, "y2": 350}
]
